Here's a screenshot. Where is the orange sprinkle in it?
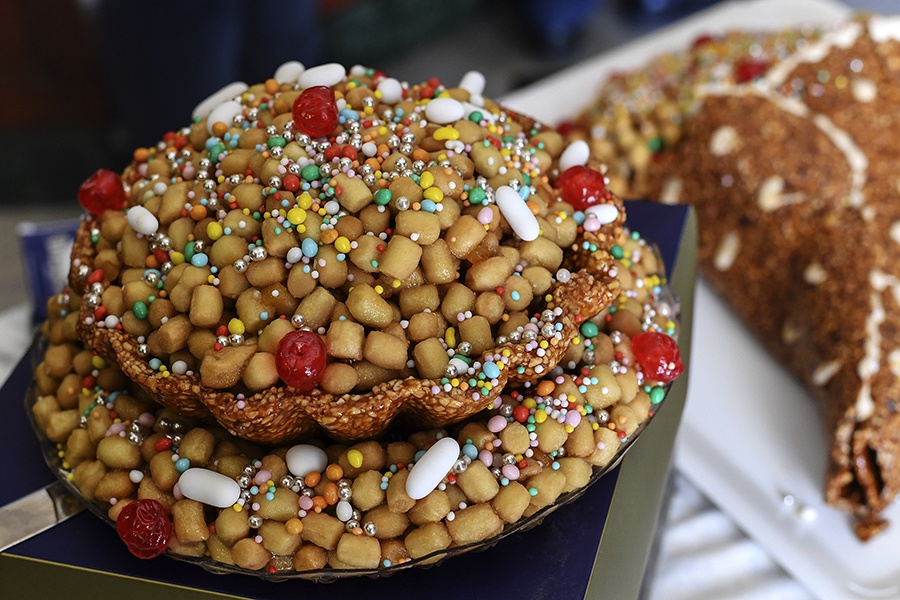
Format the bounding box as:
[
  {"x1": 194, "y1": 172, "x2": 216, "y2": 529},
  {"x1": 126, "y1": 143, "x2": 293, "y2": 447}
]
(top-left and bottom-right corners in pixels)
[
  {"x1": 323, "y1": 482, "x2": 339, "y2": 505},
  {"x1": 376, "y1": 143, "x2": 390, "y2": 157},
  {"x1": 265, "y1": 78, "x2": 280, "y2": 95},
  {"x1": 211, "y1": 121, "x2": 228, "y2": 137},
  {"x1": 412, "y1": 148, "x2": 430, "y2": 162},
  {"x1": 145, "y1": 256, "x2": 160, "y2": 269},
  {"x1": 320, "y1": 228, "x2": 339, "y2": 245},
  {"x1": 190, "y1": 204, "x2": 208, "y2": 221},
  {"x1": 351, "y1": 527, "x2": 363, "y2": 536},
  {"x1": 365, "y1": 157, "x2": 381, "y2": 171},
  {"x1": 536, "y1": 380, "x2": 556, "y2": 396},
  {"x1": 304, "y1": 471, "x2": 322, "y2": 487},
  {"x1": 325, "y1": 463, "x2": 344, "y2": 481},
  {"x1": 526, "y1": 200, "x2": 541, "y2": 216},
  {"x1": 133, "y1": 147, "x2": 151, "y2": 162},
  {"x1": 312, "y1": 496, "x2": 327, "y2": 511}
]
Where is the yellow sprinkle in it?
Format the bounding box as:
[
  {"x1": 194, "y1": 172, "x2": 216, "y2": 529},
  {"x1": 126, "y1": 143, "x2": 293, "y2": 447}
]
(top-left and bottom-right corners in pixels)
[
  {"x1": 298, "y1": 193, "x2": 314, "y2": 210},
  {"x1": 91, "y1": 355, "x2": 106, "y2": 369},
  {"x1": 170, "y1": 251, "x2": 185, "y2": 265},
  {"x1": 433, "y1": 126, "x2": 460, "y2": 141},
  {"x1": 384, "y1": 471, "x2": 393, "y2": 479},
  {"x1": 363, "y1": 105, "x2": 374, "y2": 115},
  {"x1": 217, "y1": 175, "x2": 225, "y2": 184},
  {"x1": 423, "y1": 187, "x2": 444, "y2": 202},
  {"x1": 287, "y1": 207, "x2": 307, "y2": 225},
  {"x1": 835, "y1": 75, "x2": 848, "y2": 89},
  {"x1": 347, "y1": 81, "x2": 358, "y2": 89},
  {"x1": 285, "y1": 517, "x2": 304, "y2": 535},
  {"x1": 534, "y1": 409, "x2": 548, "y2": 424},
  {"x1": 378, "y1": 126, "x2": 388, "y2": 135},
  {"x1": 573, "y1": 336, "x2": 581, "y2": 345},
  {"x1": 347, "y1": 449, "x2": 364, "y2": 469},
  {"x1": 374, "y1": 285, "x2": 384, "y2": 294},
  {"x1": 524, "y1": 398, "x2": 537, "y2": 409},
  {"x1": 419, "y1": 171, "x2": 435, "y2": 189},
  {"x1": 445, "y1": 327, "x2": 457, "y2": 348},
  {"x1": 207, "y1": 221, "x2": 224, "y2": 241},
  {"x1": 592, "y1": 422, "x2": 600, "y2": 430},
  {"x1": 232, "y1": 504, "x2": 243, "y2": 512},
  {"x1": 502, "y1": 349, "x2": 511, "y2": 357},
  {"x1": 565, "y1": 425, "x2": 575, "y2": 434},
  {"x1": 334, "y1": 236, "x2": 351, "y2": 254},
  {"x1": 373, "y1": 90, "x2": 382, "y2": 99},
  {"x1": 228, "y1": 318, "x2": 246, "y2": 335},
  {"x1": 392, "y1": 279, "x2": 401, "y2": 288},
  {"x1": 539, "y1": 340, "x2": 549, "y2": 349},
  {"x1": 242, "y1": 208, "x2": 250, "y2": 215},
  {"x1": 451, "y1": 378, "x2": 460, "y2": 387},
  {"x1": 297, "y1": 224, "x2": 306, "y2": 234},
  {"x1": 207, "y1": 275, "x2": 215, "y2": 284}
]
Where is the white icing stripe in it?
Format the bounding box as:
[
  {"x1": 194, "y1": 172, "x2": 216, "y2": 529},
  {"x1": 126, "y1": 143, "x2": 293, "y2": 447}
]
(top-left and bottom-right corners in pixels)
[
  {"x1": 812, "y1": 359, "x2": 842, "y2": 386},
  {"x1": 811, "y1": 114, "x2": 868, "y2": 210},
  {"x1": 764, "y1": 21, "x2": 863, "y2": 86},
  {"x1": 868, "y1": 15, "x2": 900, "y2": 43}
]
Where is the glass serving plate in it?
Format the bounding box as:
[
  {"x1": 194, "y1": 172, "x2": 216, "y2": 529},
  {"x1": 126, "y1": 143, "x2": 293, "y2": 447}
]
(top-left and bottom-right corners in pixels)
[{"x1": 25, "y1": 285, "x2": 680, "y2": 582}]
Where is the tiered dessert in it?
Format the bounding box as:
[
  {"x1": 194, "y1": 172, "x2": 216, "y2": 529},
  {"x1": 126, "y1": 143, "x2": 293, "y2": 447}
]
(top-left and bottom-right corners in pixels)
[{"x1": 30, "y1": 62, "x2": 684, "y2": 574}]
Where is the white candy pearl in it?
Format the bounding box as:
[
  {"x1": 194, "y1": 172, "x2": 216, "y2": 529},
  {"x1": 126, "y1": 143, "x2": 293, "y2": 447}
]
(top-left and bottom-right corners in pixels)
[
  {"x1": 459, "y1": 70, "x2": 486, "y2": 96},
  {"x1": 286, "y1": 247, "x2": 304, "y2": 264},
  {"x1": 286, "y1": 444, "x2": 328, "y2": 477},
  {"x1": 377, "y1": 77, "x2": 403, "y2": 104},
  {"x1": 192, "y1": 81, "x2": 248, "y2": 121},
  {"x1": 299, "y1": 63, "x2": 346, "y2": 89},
  {"x1": 496, "y1": 185, "x2": 539, "y2": 241},
  {"x1": 424, "y1": 97, "x2": 465, "y2": 125},
  {"x1": 406, "y1": 437, "x2": 460, "y2": 500},
  {"x1": 274, "y1": 60, "x2": 305, "y2": 84},
  {"x1": 206, "y1": 100, "x2": 244, "y2": 135},
  {"x1": 126, "y1": 205, "x2": 159, "y2": 235},
  {"x1": 585, "y1": 203, "x2": 619, "y2": 225},
  {"x1": 178, "y1": 468, "x2": 241, "y2": 508},
  {"x1": 559, "y1": 140, "x2": 590, "y2": 171}
]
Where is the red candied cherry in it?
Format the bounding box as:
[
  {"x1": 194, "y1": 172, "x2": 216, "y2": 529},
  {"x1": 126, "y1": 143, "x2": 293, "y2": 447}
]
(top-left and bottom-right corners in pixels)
[
  {"x1": 116, "y1": 498, "x2": 172, "y2": 559},
  {"x1": 557, "y1": 165, "x2": 607, "y2": 211},
  {"x1": 631, "y1": 331, "x2": 684, "y2": 383},
  {"x1": 292, "y1": 85, "x2": 339, "y2": 138},
  {"x1": 734, "y1": 59, "x2": 769, "y2": 83},
  {"x1": 78, "y1": 168, "x2": 126, "y2": 216},
  {"x1": 276, "y1": 329, "x2": 327, "y2": 391}
]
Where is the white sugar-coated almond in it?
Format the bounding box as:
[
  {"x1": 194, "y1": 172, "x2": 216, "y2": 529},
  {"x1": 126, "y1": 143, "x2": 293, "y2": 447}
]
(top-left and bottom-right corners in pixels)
[
  {"x1": 559, "y1": 140, "x2": 590, "y2": 171},
  {"x1": 585, "y1": 203, "x2": 619, "y2": 225},
  {"x1": 286, "y1": 444, "x2": 328, "y2": 477},
  {"x1": 425, "y1": 97, "x2": 465, "y2": 125},
  {"x1": 299, "y1": 63, "x2": 346, "y2": 89},
  {"x1": 377, "y1": 77, "x2": 403, "y2": 104},
  {"x1": 206, "y1": 100, "x2": 244, "y2": 135},
  {"x1": 126, "y1": 205, "x2": 159, "y2": 235},
  {"x1": 192, "y1": 82, "x2": 248, "y2": 121},
  {"x1": 274, "y1": 60, "x2": 305, "y2": 84},
  {"x1": 495, "y1": 185, "x2": 539, "y2": 241},
  {"x1": 459, "y1": 70, "x2": 486, "y2": 96},
  {"x1": 178, "y1": 468, "x2": 241, "y2": 508},
  {"x1": 406, "y1": 437, "x2": 460, "y2": 500}
]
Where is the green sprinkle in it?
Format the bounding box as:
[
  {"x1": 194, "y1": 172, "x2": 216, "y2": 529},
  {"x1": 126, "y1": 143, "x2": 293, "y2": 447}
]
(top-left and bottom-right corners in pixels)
[
  {"x1": 132, "y1": 301, "x2": 149, "y2": 320},
  {"x1": 301, "y1": 164, "x2": 321, "y2": 181},
  {"x1": 468, "y1": 187, "x2": 486, "y2": 205},
  {"x1": 580, "y1": 321, "x2": 599, "y2": 339},
  {"x1": 650, "y1": 386, "x2": 666, "y2": 404},
  {"x1": 374, "y1": 188, "x2": 392, "y2": 206},
  {"x1": 468, "y1": 110, "x2": 483, "y2": 123},
  {"x1": 611, "y1": 244, "x2": 624, "y2": 259}
]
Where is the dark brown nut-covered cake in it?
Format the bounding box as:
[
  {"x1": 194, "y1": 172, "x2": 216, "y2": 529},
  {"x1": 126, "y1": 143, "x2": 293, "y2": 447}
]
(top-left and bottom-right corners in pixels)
[
  {"x1": 30, "y1": 62, "x2": 686, "y2": 573},
  {"x1": 577, "y1": 15, "x2": 900, "y2": 539}
]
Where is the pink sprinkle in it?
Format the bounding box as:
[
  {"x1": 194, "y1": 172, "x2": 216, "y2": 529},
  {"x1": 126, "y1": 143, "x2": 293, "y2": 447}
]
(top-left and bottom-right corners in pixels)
[
  {"x1": 138, "y1": 412, "x2": 156, "y2": 427},
  {"x1": 252, "y1": 502, "x2": 260, "y2": 511},
  {"x1": 487, "y1": 415, "x2": 507, "y2": 433},
  {"x1": 299, "y1": 496, "x2": 314, "y2": 510},
  {"x1": 431, "y1": 385, "x2": 441, "y2": 394},
  {"x1": 477, "y1": 207, "x2": 493, "y2": 225},
  {"x1": 237, "y1": 400, "x2": 246, "y2": 409},
  {"x1": 173, "y1": 483, "x2": 183, "y2": 500},
  {"x1": 565, "y1": 411, "x2": 581, "y2": 428},
  {"x1": 255, "y1": 535, "x2": 263, "y2": 543},
  {"x1": 501, "y1": 464, "x2": 520, "y2": 480},
  {"x1": 478, "y1": 449, "x2": 493, "y2": 467},
  {"x1": 492, "y1": 439, "x2": 502, "y2": 447},
  {"x1": 583, "y1": 216, "x2": 601, "y2": 232},
  {"x1": 254, "y1": 470, "x2": 272, "y2": 485}
]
